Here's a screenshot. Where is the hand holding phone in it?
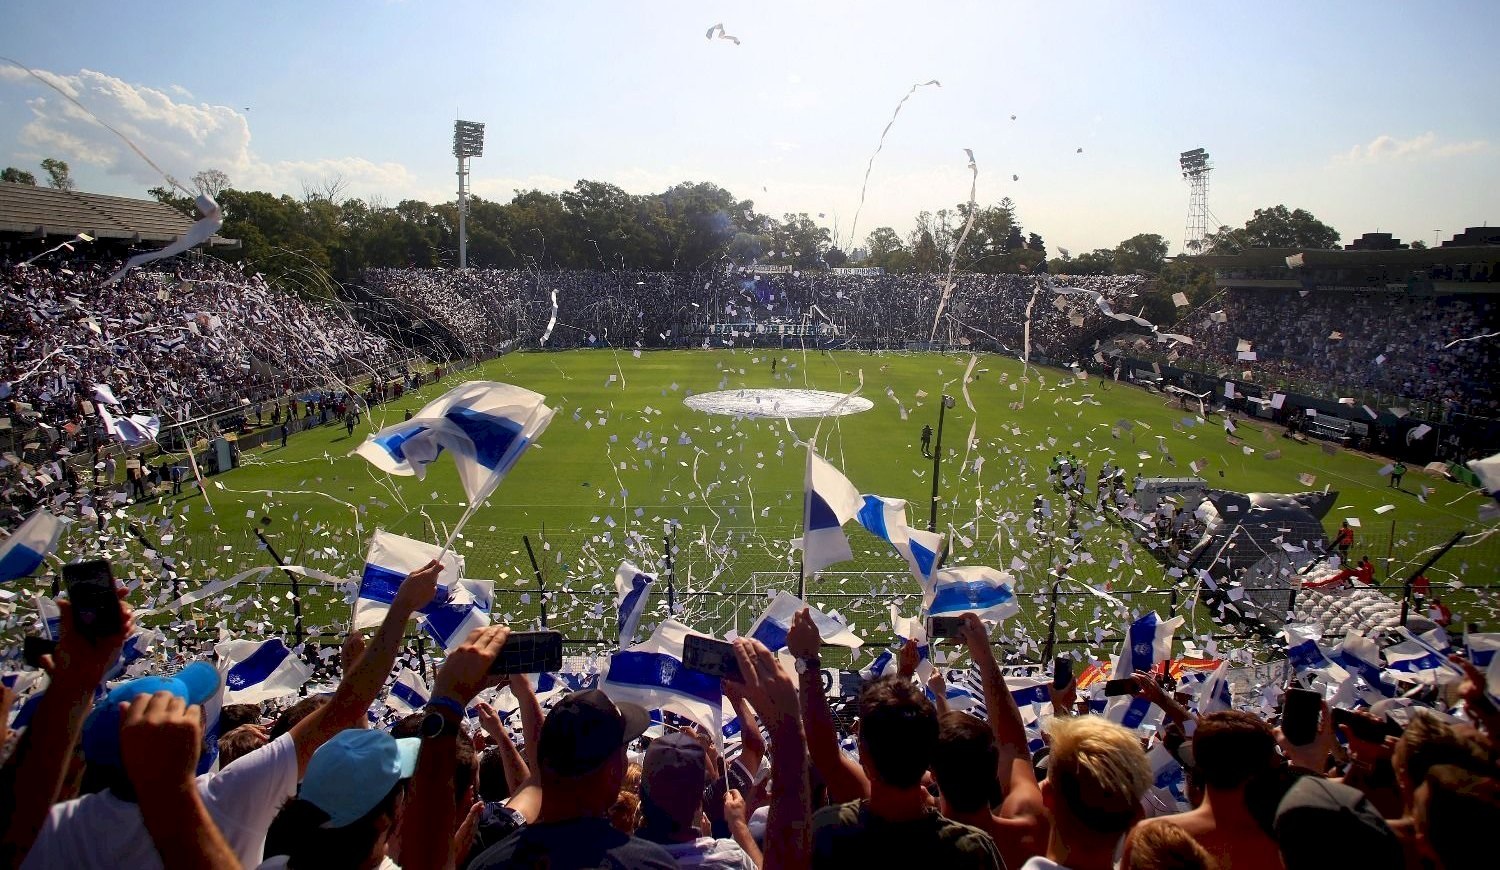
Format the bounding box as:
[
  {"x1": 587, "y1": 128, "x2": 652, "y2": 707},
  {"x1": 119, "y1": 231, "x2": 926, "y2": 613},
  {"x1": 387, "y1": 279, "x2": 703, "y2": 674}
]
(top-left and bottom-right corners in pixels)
[
  {"x1": 1104, "y1": 678, "x2": 1139, "y2": 697},
  {"x1": 1280, "y1": 688, "x2": 1323, "y2": 746},
  {"x1": 1052, "y1": 656, "x2": 1073, "y2": 690},
  {"x1": 682, "y1": 634, "x2": 743, "y2": 682},
  {"x1": 62, "y1": 559, "x2": 123, "y2": 642},
  {"x1": 23, "y1": 636, "x2": 58, "y2": 668},
  {"x1": 927, "y1": 616, "x2": 966, "y2": 639}
]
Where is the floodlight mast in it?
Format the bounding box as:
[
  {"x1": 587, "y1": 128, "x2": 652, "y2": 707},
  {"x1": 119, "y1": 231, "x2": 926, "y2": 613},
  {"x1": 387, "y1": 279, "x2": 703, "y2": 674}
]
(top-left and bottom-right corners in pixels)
[
  {"x1": 453, "y1": 120, "x2": 485, "y2": 269},
  {"x1": 1180, "y1": 148, "x2": 1212, "y2": 254}
]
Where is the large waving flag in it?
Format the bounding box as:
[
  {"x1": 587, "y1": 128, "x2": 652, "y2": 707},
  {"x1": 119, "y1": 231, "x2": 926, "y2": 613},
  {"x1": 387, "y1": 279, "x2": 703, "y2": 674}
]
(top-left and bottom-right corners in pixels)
[
  {"x1": 1104, "y1": 612, "x2": 1183, "y2": 729},
  {"x1": 1, "y1": 510, "x2": 67, "y2": 583},
  {"x1": 924, "y1": 566, "x2": 1019, "y2": 622},
  {"x1": 748, "y1": 590, "x2": 863, "y2": 651},
  {"x1": 797, "y1": 448, "x2": 863, "y2": 575},
  {"x1": 356, "y1": 381, "x2": 555, "y2": 505},
  {"x1": 1187, "y1": 659, "x2": 1233, "y2": 715},
  {"x1": 603, "y1": 618, "x2": 723, "y2": 739},
  {"x1": 216, "y1": 637, "x2": 314, "y2": 704},
  {"x1": 614, "y1": 562, "x2": 655, "y2": 648},
  {"x1": 856, "y1": 495, "x2": 943, "y2": 586},
  {"x1": 421, "y1": 576, "x2": 493, "y2": 652},
  {"x1": 1283, "y1": 624, "x2": 1350, "y2": 693},
  {"x1": 356, "y1": 530, "x2": 466, "y2": 631},
  {"x1": 1333, "y1": 631, "x2": 1397, "y2": 699},
  {"x1": 1383, "y1": 627, "x2": 1462, "y2": 684}
]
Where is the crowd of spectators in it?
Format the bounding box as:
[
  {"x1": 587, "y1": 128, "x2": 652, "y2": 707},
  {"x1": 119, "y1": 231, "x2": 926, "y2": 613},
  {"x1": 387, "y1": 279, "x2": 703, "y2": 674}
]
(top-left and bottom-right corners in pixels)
[
  {"x1": 360, "y1": 267, "x2": 1150, "y2": 361},
  {"x1": 1171, "y1": 288, "x2": 1499, "y2": 418},
  {"x1": 3, "y1": 568, "x2": 1496, "y2": 870}
]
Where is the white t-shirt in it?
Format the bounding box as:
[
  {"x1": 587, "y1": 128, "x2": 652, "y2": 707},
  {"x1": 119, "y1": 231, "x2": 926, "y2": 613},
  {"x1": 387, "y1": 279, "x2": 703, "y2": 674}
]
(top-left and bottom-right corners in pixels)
[
  {"x1": 24, "y1": 732, "x2": 299, "y2": 870},
  {"x1": 660, "y1": 837, "x2": 757, "y2": 869}
]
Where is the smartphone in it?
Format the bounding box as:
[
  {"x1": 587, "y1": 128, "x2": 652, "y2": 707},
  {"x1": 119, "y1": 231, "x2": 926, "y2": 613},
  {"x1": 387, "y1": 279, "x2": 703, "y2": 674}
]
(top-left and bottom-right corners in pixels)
[
  {"x1": 62, "y1": 559, "x2": 121, "y2": 641},
  {"x1": 1052, "y1": 656, "x2": 1073, "y2": 690},
  {"x1": 23, "y1": 636, "x2": 58, "y2": 668},
  {"x1": 682, "y1": 634, "x2": 743, "y2": 682},
  {"x1": 1104, "y1": 678, "x2": 1139, "y2": 697},
  {"x1": 488, "y1": 630, "x2": 563, "y2": 675},
  {"x1": 927, "y1": 616, "x2": 966, "y2": 639},
  {"x1": 1281, "y1": 688, "x2": 1323, "y2": 746},
  {"x1": 1331, "y1": 707, "x2": 1400, "y2": 743}
]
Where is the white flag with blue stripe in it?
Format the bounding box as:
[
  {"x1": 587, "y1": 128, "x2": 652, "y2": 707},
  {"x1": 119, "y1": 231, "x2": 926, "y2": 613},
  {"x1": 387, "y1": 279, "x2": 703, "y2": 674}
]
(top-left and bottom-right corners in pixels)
[
  {"x1": 1007, "y1": 675, "x2": 1053, "y2": 726},
  {"x1": 603, "y1": 618, "x2": 723, "y2": 740},
  {"x1": 356, "y1": 530, "x2": 466, "y2": 631},
  {"x1": 748, "y1": 590, "x2": 863, "y2": 652},
  {"x1": 797, "y1": 448, "x2": 863, "y2": 575},
  {"x1": 1, "y1": 510, "x2": 66, "y2": 583},
  {"x1": 1333, "y1": 631, "x2": 1397, "y2": 699},
  {"x1": 1284, "y1": 623, "x2": 1350, "y2": 693},
  {"x1": 387, "y1": 667, "x2": 431, "y2": 715},
  {"x1": 421, "y1": 576, "x2": 493, "y2": 652},
  {"x1": 614, "y1": 562, "x2": 654, "y2": 648},
  {"x1": 855, "y1": 495, "x2": 943, "y2": 587},
  {"x1": 356, "y1": 381, "x2": 554, "y2": 505},
  {"x1": 215, "y1": 637, "x2": 314, "y2": 704},
  {"x1": 1104, "y1": 612, "x2": 1183, "y2": 729},
  {"x1": 34, "y1": 595, "x2": 61, "y2": 640},
  {"x1": 1384, "y1": 627, "x2": 1462, "y2": 684},
  {"x1": 924, "y1": 566, "x2": 1019, "y2": 622},
  {"x1": 1191, "y1": 659, "x2": 1234, "y2": 714}
]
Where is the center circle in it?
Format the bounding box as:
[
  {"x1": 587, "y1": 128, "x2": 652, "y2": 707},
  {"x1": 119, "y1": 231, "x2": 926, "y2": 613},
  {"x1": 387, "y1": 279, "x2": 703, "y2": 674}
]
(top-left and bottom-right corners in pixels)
[{"x1": 683, "y1": 388, "x2": 875, "y2": 419}]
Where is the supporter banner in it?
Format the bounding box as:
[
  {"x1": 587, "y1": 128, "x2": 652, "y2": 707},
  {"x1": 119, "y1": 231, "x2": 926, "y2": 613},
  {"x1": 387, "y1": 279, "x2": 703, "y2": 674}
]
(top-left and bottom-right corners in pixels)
[
  {"x1": 744, "y1": 265, "x2": 792, "y2": 274},
  {"x1": 832, "y1": 267, "x2": 885, "y2": 276}
]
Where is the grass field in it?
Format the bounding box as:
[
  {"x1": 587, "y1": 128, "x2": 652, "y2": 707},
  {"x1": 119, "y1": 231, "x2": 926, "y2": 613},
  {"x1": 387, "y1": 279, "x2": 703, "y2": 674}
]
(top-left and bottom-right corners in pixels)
[{"x1": 88, "y1": 348, "x2": 1496, "y2": 665}]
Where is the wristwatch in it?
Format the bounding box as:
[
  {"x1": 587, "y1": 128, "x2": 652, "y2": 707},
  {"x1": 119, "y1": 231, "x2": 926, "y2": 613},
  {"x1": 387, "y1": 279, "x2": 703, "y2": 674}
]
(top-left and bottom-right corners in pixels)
[
  {"x1": 421, "y1": 697, "x2": 465, "y2": 739},
  {"x1": 794, "y1": 655, "x2": 820, "y2": 676}
]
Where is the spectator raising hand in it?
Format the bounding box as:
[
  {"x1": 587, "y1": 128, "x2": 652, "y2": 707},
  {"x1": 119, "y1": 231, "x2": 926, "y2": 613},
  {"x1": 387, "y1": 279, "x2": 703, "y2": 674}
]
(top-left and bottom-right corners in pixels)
[{"x1": 119, "y1": 692, "x2": 238, "y2": 870}]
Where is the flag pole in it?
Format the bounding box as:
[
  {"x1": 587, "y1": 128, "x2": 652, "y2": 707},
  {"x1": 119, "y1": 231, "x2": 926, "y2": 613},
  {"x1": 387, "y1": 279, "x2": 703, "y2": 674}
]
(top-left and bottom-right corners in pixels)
[
  {"x1": 437, "y1": 499, "x2": 482, "y2": 561},
  {"x1": 522, "y1": 534, "x2": 547, "y2": 628}
]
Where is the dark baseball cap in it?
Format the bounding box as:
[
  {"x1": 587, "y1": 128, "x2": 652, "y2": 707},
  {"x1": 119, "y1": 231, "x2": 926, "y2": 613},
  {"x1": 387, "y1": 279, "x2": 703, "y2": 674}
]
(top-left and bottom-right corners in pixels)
[
  {"x1": 538, "y1": 689, "x2": 650, "y2": 777},
  {"x1": 1274, "y1": 776, "x2": 1402, "y2": 870},
  {"x1": 642, "y1": 731, "x2": 709, "y2": 825}
]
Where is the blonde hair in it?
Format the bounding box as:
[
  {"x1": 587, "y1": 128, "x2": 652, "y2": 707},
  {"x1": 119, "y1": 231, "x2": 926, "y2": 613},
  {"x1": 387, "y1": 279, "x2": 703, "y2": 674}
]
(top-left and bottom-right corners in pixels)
[
  {"x1": 1122, "y1": 819, "x2": 1215, "y2": 870},
  {"x1": 1046, "y1": 716, "x2": 1152, "y2": 833}
]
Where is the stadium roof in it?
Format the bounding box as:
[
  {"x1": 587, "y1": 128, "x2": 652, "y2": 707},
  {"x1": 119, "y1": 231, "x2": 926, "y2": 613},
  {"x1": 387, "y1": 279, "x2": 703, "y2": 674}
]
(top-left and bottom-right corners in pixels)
[
  {"x1": 0, "y1": 181, "x2": 237, "y2": 247},
  {"x1": 1180, "y1": 245, "x2": 1499, "y2": 269}
]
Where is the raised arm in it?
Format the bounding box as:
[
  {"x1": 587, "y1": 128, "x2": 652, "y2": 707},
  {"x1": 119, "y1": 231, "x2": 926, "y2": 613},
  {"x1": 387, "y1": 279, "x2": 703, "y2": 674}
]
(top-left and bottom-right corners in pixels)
[
  {"x1": 120, "y1": 692, "x2": 240, "y2": 870},
  {"x1": 501, "y1": 675, "x2": 544, "y2": 822},
  {"x1": 402, "y1": 625, "x2": 511, "y2": 870},
  {"x1": 476, "y1": 701, "x2": 529, "y2": 794},
  {"x1": 787, "y1": 607, "x2": 868, "y2": 803},
  {"x1": 734, "y1": 637, "x2": 810, "y2": 870},
  {"x1": 958, "y1": 612, "x2": 1045, "y2": 821},
  {"x1": 928, "y1": 670, "x2": 951, "y2": 716},
  {"x1": 290, "y1": 560, "x2": 440, "y2": 776},
  {"x1": 0, "y1": 592, "x2": 132, "y2": 868},
  {"x1": 724, "y1": 681, "x2": 765, "y2": 781}
]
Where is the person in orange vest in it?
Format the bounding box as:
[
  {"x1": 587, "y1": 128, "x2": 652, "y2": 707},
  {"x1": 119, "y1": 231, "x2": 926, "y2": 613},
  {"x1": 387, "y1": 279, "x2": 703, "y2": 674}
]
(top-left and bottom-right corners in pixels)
[
  {"x1": 1334, "y1": 521, "x2": 1354, "y2": 558},
  {"x1": 1354, "y1": 555, "x2": 1375, "y2": 585}
]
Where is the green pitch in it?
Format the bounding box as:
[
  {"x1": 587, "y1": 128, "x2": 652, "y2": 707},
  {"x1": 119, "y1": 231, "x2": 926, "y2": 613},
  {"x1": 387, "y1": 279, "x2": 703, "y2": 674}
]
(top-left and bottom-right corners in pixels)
[{"x1": 115, "y1": 349, "x2": 1495, "y2": 660}]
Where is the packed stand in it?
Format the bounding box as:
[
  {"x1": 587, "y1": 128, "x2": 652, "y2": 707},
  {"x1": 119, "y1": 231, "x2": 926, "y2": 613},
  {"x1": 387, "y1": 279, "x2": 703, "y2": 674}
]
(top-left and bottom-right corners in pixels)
[
  {"x1": 1172, "y1": 288, "x2": 1500, "y2": 418},
  {"x1": 3, "y1": 554, "x2": 1496, "y2": 869}
]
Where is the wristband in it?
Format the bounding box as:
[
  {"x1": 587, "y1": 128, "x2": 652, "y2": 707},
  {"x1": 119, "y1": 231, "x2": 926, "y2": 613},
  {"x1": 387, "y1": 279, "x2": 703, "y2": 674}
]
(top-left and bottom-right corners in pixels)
[{"x1": 426, "y1": 695, "x2": 466, "y2": 720}]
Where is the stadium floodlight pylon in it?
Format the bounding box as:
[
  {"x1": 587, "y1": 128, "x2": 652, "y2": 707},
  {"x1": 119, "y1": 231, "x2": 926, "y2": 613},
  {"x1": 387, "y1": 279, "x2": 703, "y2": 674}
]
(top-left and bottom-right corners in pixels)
[
  {"x1": 454, "y1": 120, "x2": 485, "y2": 269},
  {"x1": 1180, "y1": 148, "x2": 1211, "y2": 255}
]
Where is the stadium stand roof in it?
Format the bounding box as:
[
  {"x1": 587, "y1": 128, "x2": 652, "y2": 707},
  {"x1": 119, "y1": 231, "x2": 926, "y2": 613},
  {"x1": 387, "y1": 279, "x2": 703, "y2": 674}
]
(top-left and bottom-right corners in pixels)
[
  {"x1": 1180, "y1": 244, "x2": 1500, "y2": 269},
  {"x1": 0, "y1": 181, "x2": 237, "y2": 247}
]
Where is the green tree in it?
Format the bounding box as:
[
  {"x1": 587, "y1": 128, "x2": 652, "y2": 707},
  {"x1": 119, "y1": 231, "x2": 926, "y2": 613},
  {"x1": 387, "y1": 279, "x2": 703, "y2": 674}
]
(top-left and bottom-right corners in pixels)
[
  {"x1": 1205, "y1": 205, "x2": 1340, "y2": 253},
  {"x1": 1, "y1": 167, "x2": 36, "y2": 185},
  {"x1": 40, "y1": 158, "x2": 74, "y2": 191},
  {"x1": 1063, "y1": 249, "x2": 1114, "y2": 275},
  {"x1": 863, "y1": 227, "x2": 906, "y2": 269},
  {"x1": 190, "y1": 168, "x2": 231, "y2": 198},
  {"x1": 1111, "y1": 233, "x2": 1168, "y2": 275},
  {"x1": 768, "y1": 213, "x2": 830, "y2": 268}
]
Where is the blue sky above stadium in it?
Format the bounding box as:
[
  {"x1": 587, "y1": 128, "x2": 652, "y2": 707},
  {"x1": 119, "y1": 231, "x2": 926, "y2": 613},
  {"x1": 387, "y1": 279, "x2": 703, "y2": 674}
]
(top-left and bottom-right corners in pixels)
[{"x1": 1, "y1": 0, "x2": 1495, "y2": 255}]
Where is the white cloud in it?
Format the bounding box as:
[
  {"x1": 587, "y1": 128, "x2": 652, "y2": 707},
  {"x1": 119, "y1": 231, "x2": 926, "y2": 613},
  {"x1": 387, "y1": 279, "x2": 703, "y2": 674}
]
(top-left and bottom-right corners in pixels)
[
  {"x1": 1336, "y1": 131, "x2": 1488, "y2": 164},
  {"x1": 3, "y1": 65, "x2": 418, "y2": 200}
]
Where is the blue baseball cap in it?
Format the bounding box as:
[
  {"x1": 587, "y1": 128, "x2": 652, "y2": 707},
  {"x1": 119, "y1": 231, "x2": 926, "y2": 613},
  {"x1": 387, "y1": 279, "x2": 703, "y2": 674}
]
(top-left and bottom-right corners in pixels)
[
  {"x1": 300, "y1": 729, "x2": 420, "y2": 828},
  {"x1": 81, "y1": 661, "x2": 222, "y2": 767}
]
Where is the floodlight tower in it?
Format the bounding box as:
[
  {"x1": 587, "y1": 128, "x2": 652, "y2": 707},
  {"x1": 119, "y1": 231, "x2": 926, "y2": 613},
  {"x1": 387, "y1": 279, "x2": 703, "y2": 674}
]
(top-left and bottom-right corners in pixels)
[
  {"x1": 1180, "y1": 148, "x2": 1211, "y2": 254},
  {"x1": 453, "y1": 120, "x2": 486, "y2": 269}
]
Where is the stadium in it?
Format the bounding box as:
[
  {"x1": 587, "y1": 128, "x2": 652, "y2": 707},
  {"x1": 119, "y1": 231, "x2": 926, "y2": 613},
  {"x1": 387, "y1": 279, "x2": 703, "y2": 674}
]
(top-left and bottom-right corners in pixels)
[{"x1": 2, "y1": 7, "x2": 1498, "y2": 869}]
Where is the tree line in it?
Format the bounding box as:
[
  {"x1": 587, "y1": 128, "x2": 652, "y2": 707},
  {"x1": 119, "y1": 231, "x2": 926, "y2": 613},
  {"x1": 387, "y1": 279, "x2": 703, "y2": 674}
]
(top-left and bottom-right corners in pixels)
[{"x1": 3, "y1": 157, "x2": 1344, "y2": 319}]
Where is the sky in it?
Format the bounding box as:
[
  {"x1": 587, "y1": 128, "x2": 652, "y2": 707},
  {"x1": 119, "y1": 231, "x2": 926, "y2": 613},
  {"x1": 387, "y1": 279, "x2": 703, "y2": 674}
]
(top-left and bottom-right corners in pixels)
[{"x1": 2, "y1": 0, "x2": 1497, "y2": 257}]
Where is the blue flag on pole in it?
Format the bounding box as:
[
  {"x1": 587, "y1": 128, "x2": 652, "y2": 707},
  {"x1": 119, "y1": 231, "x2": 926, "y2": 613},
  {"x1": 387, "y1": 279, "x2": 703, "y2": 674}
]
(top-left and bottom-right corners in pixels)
[
  {"x1": 1104, "y1": 612, "x2": 1182, "y2": 729},
  {"x1": 856, "y1": 495, "x2": 943, "y2": 587},
  {"x1": 614, "y1": 562, "x2": 655, "y2": 648},
  {"x1": 215, "y1": 637, "x2": 314, "y2": 705},
  {"x1": 798, "y1": 448, "x2": 863, "y2": 575},
  {"x1": 0, "y1": 510, "x2": 66, "y2": 583}
]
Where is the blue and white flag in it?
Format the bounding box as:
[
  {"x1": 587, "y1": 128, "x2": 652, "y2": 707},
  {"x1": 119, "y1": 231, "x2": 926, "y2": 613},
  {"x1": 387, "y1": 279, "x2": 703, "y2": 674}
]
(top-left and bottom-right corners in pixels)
[
  {"x1": 1146, "y1": 742, "x2": 1191, "y2": 813},
  {"x1": 928, "y1": 672, "x2": 983, "y2": 714},
  {"x1": 856, "y1": 495, "x2": 943, "y2": 587},
  {"x1": 1333, "y1": 631, "x2": 1397, "y2": 699},
  {"x1": 356, "y1": 530, "x2": 466, "y2": 631},
  {"x1": 614, "y1": 562, "x2": 654, "y2": 648},
  {"x1": 103, "y1": 628, "x2": 162, "y2": 683},
  {"x1": 748, "y1": 590, "x2": 863, "y2": 652},
  {"x1": 99, "y1": 404, "x2": 160, "y2": 447},
  {"x1": 796, "y1": 448, "x2": 863, "y2": 575},
  {"x1": 1007, "y1": 675, "x2": 1053, "y2": 725},
  {"x1": 355, "y1": 381, "x2": 554, "y2": 505},
  {"x1": 1104, "y1": 612, "x2": 1183, "y2": 729},
  {"x1": 420, "y1": 576, "x2": 493, "y2": 652},
  {"x1": 1284, "y1": 624, "x2": 1350, "y2": 692},
  {"x1": 865, "y1": 607, "x2": 932, "y2": 682},
  {"x1": 1191, "y1": 659, "x2": 1234, "y2": 714},
  {"x1": 603, "y1": 618, "x2": 723, "y2": 740},
  {"x1": 387, "y1": 667, "x2": 431, "y2": 715},
  {"x1": 215, "y1": 637, "x2": 315, "y2": 704},
  {"x1": 1, "y1": 510, "x2": 66, "y2": 583},
  {"x1": 925, "y1": 566, "x2": 1019, "y2": 622},
  {"x1": 34, "y1": 595, "x2": 61, "y2": 640},
  {"x1": 1464, "y1": 632, "x2": 1499, "y2": 669},
  {"x1": 1384, "y1": 627, "x2": 1462, "y2": 684}
]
